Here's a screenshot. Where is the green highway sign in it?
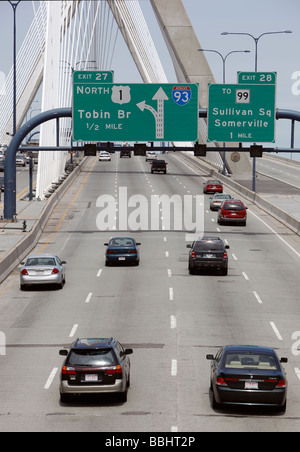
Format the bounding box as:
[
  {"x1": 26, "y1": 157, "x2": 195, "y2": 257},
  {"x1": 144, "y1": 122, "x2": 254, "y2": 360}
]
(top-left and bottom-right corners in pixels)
[
  {"x1": 207, "y1": 83, "x2": 276, "y2": 143},
  {"x1": 72, "y1": 82, "x2": 199, "y2": 142},
  {"x1": 237, "y1": 71, "x2": 276, "y2": 85},
  {"x1": 73, "y1": 70, "x2": 114, "y2": 83}
]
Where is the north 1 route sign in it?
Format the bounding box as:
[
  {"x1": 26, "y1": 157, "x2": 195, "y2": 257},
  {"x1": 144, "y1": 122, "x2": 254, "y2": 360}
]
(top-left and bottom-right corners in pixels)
[
  {"x1": 207, "y1": 82, "x2": 276, "y2": 143},
  {"x1": 72, "y1": 83, "x2": 199, "y2": 142}
]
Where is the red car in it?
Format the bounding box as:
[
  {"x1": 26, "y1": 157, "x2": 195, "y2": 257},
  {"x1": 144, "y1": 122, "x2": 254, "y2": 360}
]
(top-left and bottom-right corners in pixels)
[
  {"x1": 203, "y1": 180, "x2": 223, "y2": 194},
  {"x1": 217, "y1": 200, "x2": 248, "y2": 226}
]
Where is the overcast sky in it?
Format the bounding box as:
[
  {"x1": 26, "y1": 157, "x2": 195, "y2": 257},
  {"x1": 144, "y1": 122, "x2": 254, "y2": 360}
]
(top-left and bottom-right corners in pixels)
[{"x1": 0, "y1": 0, "x2": 299, "y2": 150}]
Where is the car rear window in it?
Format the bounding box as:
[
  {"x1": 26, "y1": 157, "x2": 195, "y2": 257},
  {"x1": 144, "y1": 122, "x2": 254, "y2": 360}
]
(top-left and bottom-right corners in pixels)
[
  {"x1": 195, "y1": 241, "x2": 223, "y2": 251},
  {"x1": 223, "y1": 353, "x2": 279, "y2": 370},
  {"x1": 208, "y1": 181, "x2": 221, "y2": 185},
  {"x1": 110, "y1": 238, "x2": 135, "y2": 247},
  {"x1": 26, "y1": 258, "x2": 56, "y2": 266},
  {"x1": 222, "y1": 203, "x2": 245, "y2": 211},
  {"x1": 67, "y1": 349, "x2": 117, "y2": 367}
]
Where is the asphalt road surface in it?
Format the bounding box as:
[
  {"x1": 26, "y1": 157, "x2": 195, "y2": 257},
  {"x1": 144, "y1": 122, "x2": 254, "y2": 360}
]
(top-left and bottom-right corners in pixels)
[{"x1": 0, "y1": 153, "x2": 300, "y2": 432}]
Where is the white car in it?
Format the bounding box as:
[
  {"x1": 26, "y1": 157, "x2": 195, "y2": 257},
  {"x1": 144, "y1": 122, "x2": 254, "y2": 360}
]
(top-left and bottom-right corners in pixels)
[
  {"x1": 209, "y1": 193, "x2": 233, "y2": 211},
  {"x1": 146, "y1": 151, "x2": 158, "y2": 162},
  {"x1": 99, "y1": 151, "x2": 111, "y2": 161}
]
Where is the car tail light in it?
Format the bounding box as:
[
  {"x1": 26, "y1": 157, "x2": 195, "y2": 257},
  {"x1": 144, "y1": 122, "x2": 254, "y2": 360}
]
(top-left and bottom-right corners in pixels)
[
  {"x1": 275, "y1": 379, "x2": 286, "y2": 388},
  {"x1": 21, "y1": 269, "x2": 28, "y2": 275},
  {"x1": 223, "y1": 252, "x2": 228, "y2": 259},
  {"x1": 216, "y1": 376, "x2": 228, "y2": 386},
  {"x1": 104, "y1": 365, "x2": 122, "y2": 376},
  {"x1": 106, "y1": 250, "x2": 114, "y2": 254},
  {"x1": 61, "y1": 366, "x2": 77, "y2": 375},
  {"x1": 52, "y1": 268, "x2": 59, "y2": 274},
  {"x1": 191, "y1": 251, "x2": 196, "y2": 259},
  {"x1": 128, "y1": 250, "x2": 137, "y2": 254}
]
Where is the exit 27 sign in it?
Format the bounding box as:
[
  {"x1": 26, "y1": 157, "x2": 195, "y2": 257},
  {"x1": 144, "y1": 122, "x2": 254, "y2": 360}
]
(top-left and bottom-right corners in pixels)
[{"x1": 72, "y1": 82, "x2": 199, "y2": 142}]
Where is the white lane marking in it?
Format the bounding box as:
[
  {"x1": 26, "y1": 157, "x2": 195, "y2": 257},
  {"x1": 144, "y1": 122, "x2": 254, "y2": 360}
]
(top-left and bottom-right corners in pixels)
[
  {"x1": 85, "y1": 292, "x2": 93, "y2": 304},
  {"x1": 270, "y1": 321, "x2": 283, "y2": 341},
  {"x1": 242, "y1": 272, "x2": 249, "y2": 281},
  {"x1": 294, "y1": 368, "x2": 300, "y2": 381},
  {"x1": 249, "y1": 209, "x2": 300, "y2": 259},
  {"x1": 168, "y1": 269, "x2": 172, "y2": 278},
  {"x1": 170, "y1": 315, "x2": 177, "y2": 329},
  {"x1": 253, "y1": 291, "x2": 263, "y2": 304},
  {"x1": 69, "y1": 324, "x2": 78, "y2": 338},
  {"x1": 97, "y1": 269, "x2": 103, "y2": 278},
  {"x1": 232, "y1": 253, "x2": 238, "y2": 261},
  {"x1": 44, "y1": 368, "x2": 58, "y2": 390},
  {"x1": 169, "y1": 287, "x2": 174, "y2": 301},
  {"x1": 165, "y1": 251, "x2": 169, "y2": 258},
  {"x1": 171, "y1": 359, "x2": 177, "y2": 376}
]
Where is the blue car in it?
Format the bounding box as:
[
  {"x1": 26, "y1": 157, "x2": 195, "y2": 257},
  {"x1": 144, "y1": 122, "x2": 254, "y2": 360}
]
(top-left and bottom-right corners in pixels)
[{"x1": 105, "y1": 237, "x2": 141, "y2": 266}]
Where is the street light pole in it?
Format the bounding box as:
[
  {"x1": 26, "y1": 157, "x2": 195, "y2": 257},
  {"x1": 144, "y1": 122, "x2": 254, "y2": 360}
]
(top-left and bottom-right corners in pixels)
[
  {"x1": 8, "y1": 1, "x2": 21, "y2": 137},
  {"x1": 221, "y1": 30, "x2": 292, "y2": 192},
  {"x1": 198, "y1": 48, "x2": 250, "y2": 175}
]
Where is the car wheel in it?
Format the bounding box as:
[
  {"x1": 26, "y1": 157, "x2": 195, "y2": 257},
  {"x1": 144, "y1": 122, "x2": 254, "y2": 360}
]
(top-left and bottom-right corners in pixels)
[
  {"x1": 278, "y1": 401, "x2": 287, "y2": 413},
  {"x1": 60, "y1": 392, "x2": 71, "y2": 403},
  {"x1": 189, "y1": 264, "x2": 196, "y2": 275},
  {"x1": 211, "y1": 390, "x2": 220, "y2": 410},
  {"x1": 118, "y1": 387, "x2": 128, "y2": 403},
  {"x1": 20, "y1": 284, "x2": 26, "y2": 291},
  {"x1": 221, "y1": 266, "x2": 228, "y2": 276}
]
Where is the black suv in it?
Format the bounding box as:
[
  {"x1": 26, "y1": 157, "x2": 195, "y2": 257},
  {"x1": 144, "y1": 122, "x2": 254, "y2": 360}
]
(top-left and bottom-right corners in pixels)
[
  {"x1": 59, "y1": 338, "x2": 133, "y2": 403},
  {"x1": 151, "y1": 159, "x2": 167, "y2": 174},
  {"x1": 187, "y1": 237, "x2": 230, "y2": 275},
  {"x1": 120, "y1": 149, "x2": 131, "y2": 158}
]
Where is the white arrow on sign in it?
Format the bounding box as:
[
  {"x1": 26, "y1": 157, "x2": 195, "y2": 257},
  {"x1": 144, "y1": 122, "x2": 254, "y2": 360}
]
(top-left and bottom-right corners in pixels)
[{"x1": 136, "y1": 87, "x2": 169, "y2": 139}]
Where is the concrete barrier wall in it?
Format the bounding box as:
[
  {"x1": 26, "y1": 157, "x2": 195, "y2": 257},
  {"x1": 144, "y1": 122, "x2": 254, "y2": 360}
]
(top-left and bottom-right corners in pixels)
[{"x1": 0, "y1": 158, "x2": 88, "y2": 284}]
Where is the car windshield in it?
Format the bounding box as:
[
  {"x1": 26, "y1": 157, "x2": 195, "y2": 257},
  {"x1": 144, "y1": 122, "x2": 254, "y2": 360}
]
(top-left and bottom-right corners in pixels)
[
  {"x1": 195, "y1": 241, "x2": 223, "y2": 251},
  {"x1": 214, "y1": 194, "x2": 231, "y2": 199},
  {"x1": 223, "y1": 203, "x2": 244, "y2": 211},
  {"x1": 26, "y1": 257, "x2": 56, "y2": 266},
  {"x1": 223, "y1": 352, "x2": 279, "y2": 370},
  {"x1": 109, "y1": 238, "x2": 135, "y2": 247},
  {"x1": 67, "y1": 349, "x2": 117, "y2": 367}
]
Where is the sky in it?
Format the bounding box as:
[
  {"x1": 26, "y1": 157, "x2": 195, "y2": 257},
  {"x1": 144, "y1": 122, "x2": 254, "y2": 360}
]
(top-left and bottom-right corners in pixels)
[{"x1": 0, "y1": 0, "x2": 299, "y2": 152}]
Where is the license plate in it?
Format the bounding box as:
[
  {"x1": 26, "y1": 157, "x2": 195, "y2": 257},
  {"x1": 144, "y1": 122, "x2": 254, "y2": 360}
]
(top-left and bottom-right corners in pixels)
[
  {"x1": 118, "y1": 257, "x2": 126, "y2": 261},
  {"x1": 204, "y1": 254, "x2": 215, "y2": 258},
  {"x1": 85, "y1": 374, "x2": 98, "y2": 382},
  {"x1": 245, "y1": 381, "x2": 258, "y2": 390},
  {"x1": 231, "y1": 213, "x2": 237, "y2": 216}
]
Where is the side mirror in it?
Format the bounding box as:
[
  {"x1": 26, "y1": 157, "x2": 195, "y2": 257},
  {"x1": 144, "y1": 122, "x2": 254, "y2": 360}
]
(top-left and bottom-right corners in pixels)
[
  {"x1": 59, "y1": 350, "x2": 68, "y2": 356},
  {"x1": 104, "y1": 243, "x2": 108, "y2": 246},
  {"x1": 280, "y1": 357, "x2": 288, "y2": 363},
  {"x1": 136, "y1": 243, "x2": 141, "y2": 246},
  {"x1": 206, "y1": 354, "x2": 214, "y2": 360},
  {"x1": 186, "y1": 244, "x2": 192, "y2": 249},
  {"x1": 225, "y1": 245, "x2": 230, "y2": 249},
  {"x1": 61, "y1": 261, "x2": 67, "y2": 265},
  {"x1": 125, "y1": 348, "x2": 133, "y2": 355}
]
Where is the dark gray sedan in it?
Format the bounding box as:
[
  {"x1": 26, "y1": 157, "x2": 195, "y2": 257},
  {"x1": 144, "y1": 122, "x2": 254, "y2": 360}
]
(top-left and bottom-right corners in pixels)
[{"x1": 207, "y1": 345, "x2": 288, "y2": 412}]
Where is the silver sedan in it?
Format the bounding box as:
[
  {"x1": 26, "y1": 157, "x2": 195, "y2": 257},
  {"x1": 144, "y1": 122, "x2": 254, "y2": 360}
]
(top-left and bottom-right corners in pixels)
[
  {"x1": 209, "y1": 193, "x2": 232, "y2": 211},
  {"x1": 20, "y1": 254, "x2": 66, "y2": 290}
]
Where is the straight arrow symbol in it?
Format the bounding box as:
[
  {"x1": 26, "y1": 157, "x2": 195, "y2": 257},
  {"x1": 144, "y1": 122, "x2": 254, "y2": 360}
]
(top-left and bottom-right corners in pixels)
[{"x1": 137, "y1": 87, "x2": 169, "y2": 139}]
